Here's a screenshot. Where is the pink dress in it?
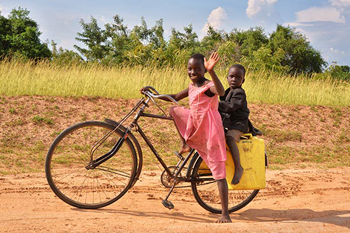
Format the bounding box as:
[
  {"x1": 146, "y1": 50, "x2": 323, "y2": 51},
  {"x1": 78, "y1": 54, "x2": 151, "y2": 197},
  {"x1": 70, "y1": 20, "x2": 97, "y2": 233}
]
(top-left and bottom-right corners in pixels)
[{"x1": 170, "y1": 81, "x2": 227, "y2": 179}]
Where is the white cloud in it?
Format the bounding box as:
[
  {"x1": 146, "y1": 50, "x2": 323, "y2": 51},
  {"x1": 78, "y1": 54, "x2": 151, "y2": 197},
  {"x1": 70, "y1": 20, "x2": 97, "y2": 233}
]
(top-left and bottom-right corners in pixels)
[
  {"x1": 296, "y1": 6, "x2": 345, "y2": 23},
  {"x1": 328, "y1": 0, "x2": 350, "y2": 21},
  {"x1": 284, "y1": 22, "x2": 314, "y2": 27},
  {"x1": 0, "y1": 4, "x2": 9, "y2": 15},
  {"x1": 246, "y1": 0, "x2": 278, "y2": 19},
  {"x1": 97, "y1": 16, "x2": 109, "y2": 25},
  {"x1": 328, "y1": 0, "x2": 350, "y2": 8},
  {"x1": 201, "y1": 7, "x2": 228, "y2": 33},
  {"x1": 330, "y1": 47, "x2": 345, "y2": 54}
]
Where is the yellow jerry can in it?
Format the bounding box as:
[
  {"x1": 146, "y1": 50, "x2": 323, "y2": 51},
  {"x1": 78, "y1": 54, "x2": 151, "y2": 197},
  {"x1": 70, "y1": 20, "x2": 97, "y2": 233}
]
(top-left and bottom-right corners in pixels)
[
  {"x1": 198, "y1": 134, "x2": 266, "y2": 190},
  {"x1": 226, "y1": 134, "x2": 266, "y2": 190}
]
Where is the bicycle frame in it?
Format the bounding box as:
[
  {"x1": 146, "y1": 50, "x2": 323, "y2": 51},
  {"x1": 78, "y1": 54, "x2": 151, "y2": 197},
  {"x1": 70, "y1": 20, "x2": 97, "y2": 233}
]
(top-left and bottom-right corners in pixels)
[{"x1": 91, "y1": 95, "x2": 200, "y2": 186}]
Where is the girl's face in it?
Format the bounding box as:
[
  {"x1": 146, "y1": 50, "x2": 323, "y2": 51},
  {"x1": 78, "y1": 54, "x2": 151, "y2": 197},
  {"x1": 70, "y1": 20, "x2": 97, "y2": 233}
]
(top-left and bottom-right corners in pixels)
[
  {"x1": 187, "y1": 58, "x2": 206, "y2": 82},
  {"x1": 227, "y1": 67, "x2": 245, "y2": 88}
]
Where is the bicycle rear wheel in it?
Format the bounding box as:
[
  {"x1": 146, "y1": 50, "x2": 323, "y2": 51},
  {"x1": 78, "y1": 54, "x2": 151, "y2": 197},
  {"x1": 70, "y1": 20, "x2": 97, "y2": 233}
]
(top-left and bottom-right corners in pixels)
[
  {"x1": 45, "y1": 121, "x2": 137, "y2": 209},
  {"x1": 191, "y1": 156, "x2": 259, "y2": 214}
]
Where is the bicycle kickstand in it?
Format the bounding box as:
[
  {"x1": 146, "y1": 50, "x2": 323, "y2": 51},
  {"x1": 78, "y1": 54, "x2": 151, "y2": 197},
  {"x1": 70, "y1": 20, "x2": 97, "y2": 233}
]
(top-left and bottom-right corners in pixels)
[
  {"x1": 162, "y1": 149, "x2": 194, "y2": 210},
  {"x1": 162, "y1": 166, "x2": 185, "y2": 209},
  {"x1": 162, "y1": 184, "x2": 176, "y2": 209}
]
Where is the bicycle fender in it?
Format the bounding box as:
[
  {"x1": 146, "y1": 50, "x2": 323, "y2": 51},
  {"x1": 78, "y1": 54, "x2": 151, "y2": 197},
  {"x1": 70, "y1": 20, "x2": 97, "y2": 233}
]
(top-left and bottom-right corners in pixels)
[
  {"x1": 186, "y1": 151, "x2": 200, "y2": 178},
  {"x1": 104, "y1": 118, "x2": 143, "y2": 186}
]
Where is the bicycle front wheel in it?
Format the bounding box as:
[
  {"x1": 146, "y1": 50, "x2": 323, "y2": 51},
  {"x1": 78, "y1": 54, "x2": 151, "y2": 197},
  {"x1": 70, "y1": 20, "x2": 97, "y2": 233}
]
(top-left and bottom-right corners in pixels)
[
  {"x1": 45, "y1": 121, "x2": 137, "y2": 209},
  {"x1": 191, "y1": 156, "x2": 259, "y2": 214}
]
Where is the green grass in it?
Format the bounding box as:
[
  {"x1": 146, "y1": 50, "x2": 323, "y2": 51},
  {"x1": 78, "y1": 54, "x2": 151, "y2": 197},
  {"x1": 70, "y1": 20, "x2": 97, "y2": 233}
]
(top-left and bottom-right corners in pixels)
[
  {"x1": 266, "y1": 144, "x2": 350, "y2": 167},
  {"x1": 32, "y1": 115, "x2": 54, "y2": 125},
  {"x1": 1, "y1": 60, "x2": 350, "y2": 106}
]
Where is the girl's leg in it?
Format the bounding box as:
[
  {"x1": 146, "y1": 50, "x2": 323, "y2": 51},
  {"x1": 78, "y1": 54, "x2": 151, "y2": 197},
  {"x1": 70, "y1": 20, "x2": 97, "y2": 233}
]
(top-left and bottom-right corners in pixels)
[
  {"x1": 226, "y1": 134, "x2": 243, "y2": 185},
  {"x1": 169, "y1": 107, "x2": 191, "y2": 154},
  {"x1": 173, "y1": 121, "x2": 191, "y2": 154},
  {"x1": 216, "y1": 178, "x2": 232, "y2": 223}
]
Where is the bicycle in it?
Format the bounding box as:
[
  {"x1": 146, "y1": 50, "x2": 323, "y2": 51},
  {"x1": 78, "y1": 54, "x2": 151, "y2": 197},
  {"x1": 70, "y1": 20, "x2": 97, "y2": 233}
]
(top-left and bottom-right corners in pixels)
[{"x1": 45, "y1": 86, "x2": 261, "y2": 214}]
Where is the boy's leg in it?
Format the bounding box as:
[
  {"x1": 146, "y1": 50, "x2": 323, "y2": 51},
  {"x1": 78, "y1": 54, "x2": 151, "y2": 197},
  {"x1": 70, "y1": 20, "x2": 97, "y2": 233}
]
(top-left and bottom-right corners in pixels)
[
  {"x1": 216, "y1": 178, "x2": 232, "y2": 223},
  {"x1": 226, "y1": 130, "x2": 244, "y2": 185}
]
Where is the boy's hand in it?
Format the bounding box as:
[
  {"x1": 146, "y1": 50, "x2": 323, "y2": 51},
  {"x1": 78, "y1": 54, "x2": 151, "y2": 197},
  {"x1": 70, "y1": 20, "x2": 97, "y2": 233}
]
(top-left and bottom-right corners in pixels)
[{"x1": 204, "y1": 52, "x2": 220, "y2": 72}]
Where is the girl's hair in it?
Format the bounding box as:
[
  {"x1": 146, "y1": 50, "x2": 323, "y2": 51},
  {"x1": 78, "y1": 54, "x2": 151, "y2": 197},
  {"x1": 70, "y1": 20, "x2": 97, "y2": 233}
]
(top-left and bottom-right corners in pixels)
[
  {"x1": 230, "y1": 64, "x2": 246, "y2": 76},
  {"x1": 190, "y1": 53, "x2": 205, "y2": 66}
]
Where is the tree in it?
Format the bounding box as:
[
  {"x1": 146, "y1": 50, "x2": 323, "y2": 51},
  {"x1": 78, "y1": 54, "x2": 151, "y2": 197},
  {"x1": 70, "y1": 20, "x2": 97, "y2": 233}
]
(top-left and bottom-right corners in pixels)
[
  {"x1": 242, "y1": 46, "x2": 287, "y2": 72},
  {"x1": 51, "y1": 40, "x2": 83, "y2": 65},
  {"x1": 325, "y1": 64, "x2": 350, "y2": 81},
  {"x1": 0, "y1": 7, "x2": 51, "y2": 59},
  {"x1": 228, "y1": 27, "x2": 268, "y2": 59},
  {"x1": 268, "y1": 25, "x2": 327, "y2": 74},
  {"x1": 166, "y1": 24, "x2": 200, "y2": 66},
  {"x1": 0, "y1": 14, "x2": 11, "y2": 57},
  {"x1": 75, "y1": 16, "x2": 108, "y2": 61},
  {"x1": 104, "y1": 15, "x2": 131, "y2": 64},
  {"x1": 201, "y1": 26, "x2": 224, "y2": 52}
]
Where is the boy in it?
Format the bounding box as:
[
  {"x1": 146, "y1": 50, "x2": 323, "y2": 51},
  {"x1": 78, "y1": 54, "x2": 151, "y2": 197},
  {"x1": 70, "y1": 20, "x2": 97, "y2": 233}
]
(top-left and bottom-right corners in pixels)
[{"x1": 218, "y1": 64, "x2": 249, "y2": 185}]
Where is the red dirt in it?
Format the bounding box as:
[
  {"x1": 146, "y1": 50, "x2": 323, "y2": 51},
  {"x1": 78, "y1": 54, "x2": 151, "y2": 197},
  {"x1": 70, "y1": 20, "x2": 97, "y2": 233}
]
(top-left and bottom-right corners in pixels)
[
  {"x1": 0, "y1": 96, "x2": 350, "y2": 232},
  {"x1": 0, "y1": 168, "x2": 350, "y2": 232}
]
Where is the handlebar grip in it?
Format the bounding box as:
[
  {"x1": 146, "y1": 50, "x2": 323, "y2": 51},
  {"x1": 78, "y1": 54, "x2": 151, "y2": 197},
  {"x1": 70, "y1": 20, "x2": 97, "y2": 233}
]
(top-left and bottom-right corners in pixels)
[{"x1": 141, "y1": 86, "x2": 159, "y2": 95}]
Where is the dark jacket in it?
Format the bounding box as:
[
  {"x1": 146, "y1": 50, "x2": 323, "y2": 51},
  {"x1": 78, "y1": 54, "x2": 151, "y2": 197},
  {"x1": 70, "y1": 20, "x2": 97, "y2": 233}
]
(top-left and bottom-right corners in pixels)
[{"x1": 218, "y1": 87, "x2": 250, "y2": 133}]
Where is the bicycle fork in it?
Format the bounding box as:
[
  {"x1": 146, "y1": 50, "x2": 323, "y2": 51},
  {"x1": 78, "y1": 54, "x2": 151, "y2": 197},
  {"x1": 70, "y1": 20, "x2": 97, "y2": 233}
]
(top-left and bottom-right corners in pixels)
[{"x1": 162, "y1": 149, "x2": 195, "y2": 209}]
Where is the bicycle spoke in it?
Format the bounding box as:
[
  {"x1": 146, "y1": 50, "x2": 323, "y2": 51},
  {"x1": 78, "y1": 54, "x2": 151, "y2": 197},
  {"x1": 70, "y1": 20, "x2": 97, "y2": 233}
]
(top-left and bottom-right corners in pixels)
[
  {"x1": 96, "y1": 166, "x2": 131, "y2": 179},
  {"x1": 99, "y1": 167, "x2": 128, "y2": 187},
  {"x1": 46, "y1": 121, "x2": 137, "y2": 209}
]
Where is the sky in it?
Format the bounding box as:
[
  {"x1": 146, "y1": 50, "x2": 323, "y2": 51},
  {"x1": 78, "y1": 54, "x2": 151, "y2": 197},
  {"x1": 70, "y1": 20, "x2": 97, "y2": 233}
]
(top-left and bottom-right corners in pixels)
[{"x1": 1, "y1": 0, "x2": 350, "y2": 66}]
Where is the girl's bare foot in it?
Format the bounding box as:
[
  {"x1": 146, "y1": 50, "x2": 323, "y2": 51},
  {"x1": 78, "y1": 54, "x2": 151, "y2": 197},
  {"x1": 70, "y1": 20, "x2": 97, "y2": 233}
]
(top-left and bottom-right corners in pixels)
[
  {"x1": 178, "y1": 144, "x2": 191, "y2": 154},
  {"x1": 215, "y1": 214, "x2": 232, "y2": 223},
  {"x1": 231, "y1": 165, "x2": 243, "y2": 185}
]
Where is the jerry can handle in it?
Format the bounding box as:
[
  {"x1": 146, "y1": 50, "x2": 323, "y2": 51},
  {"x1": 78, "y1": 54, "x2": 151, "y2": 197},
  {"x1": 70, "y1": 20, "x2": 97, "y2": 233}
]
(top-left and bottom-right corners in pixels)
[{"x1": 240, "y1": 133, "x2": 253, "y2": 140}]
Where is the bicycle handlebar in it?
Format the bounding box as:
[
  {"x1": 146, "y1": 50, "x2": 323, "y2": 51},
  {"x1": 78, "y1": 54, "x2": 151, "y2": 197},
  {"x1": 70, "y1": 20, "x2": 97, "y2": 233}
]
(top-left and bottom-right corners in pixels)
[
  {"x1": 141, "y1": 86, "x2": 179, "y2": 105},
  {"x1": 143, "y1": 91, "x2": 179, "y2": 105}
]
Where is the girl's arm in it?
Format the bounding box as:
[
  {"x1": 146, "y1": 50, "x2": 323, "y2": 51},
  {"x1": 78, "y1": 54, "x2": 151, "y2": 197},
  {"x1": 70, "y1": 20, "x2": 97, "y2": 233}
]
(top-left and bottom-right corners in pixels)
[
  {"x1": 204, "y1": 52, "x2": 225, "y2": 96},
  {"x1": 167, "y1": 88, "x2": 189, "y2": 101}
]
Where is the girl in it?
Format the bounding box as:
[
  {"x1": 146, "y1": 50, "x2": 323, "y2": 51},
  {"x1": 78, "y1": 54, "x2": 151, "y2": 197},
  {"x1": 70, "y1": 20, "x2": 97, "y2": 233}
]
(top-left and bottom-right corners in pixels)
[{"x1": 141, "y1": 52, "x2": 231, "y2": 223}]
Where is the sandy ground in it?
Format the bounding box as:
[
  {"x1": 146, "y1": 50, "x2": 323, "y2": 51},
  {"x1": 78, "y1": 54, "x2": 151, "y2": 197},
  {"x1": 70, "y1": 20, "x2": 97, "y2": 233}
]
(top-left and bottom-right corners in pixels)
[
  {"x1": 1, "y1": 168, "x2": 350, "y2": 233},
  {"x1": 1, "y1": 97, "x2": 349, "y2": 232}
]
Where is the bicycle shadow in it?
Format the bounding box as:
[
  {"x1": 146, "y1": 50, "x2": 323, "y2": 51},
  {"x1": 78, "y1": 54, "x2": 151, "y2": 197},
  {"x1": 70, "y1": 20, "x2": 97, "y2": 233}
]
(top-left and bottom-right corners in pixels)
[
  {"x1": 237, "y1": 208, "x2": 350, "y2": 229},
  {"x1": 72, "y1": 207, "x2": 217, "y2": 223},
  {"x1": 71, "y1": 207, "x2": 350, "y2": 226}
]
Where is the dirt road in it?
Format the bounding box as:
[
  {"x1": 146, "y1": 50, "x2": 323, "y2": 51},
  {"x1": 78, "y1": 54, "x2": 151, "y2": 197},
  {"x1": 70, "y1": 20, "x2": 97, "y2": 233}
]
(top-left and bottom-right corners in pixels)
[{"x1": 1, "y1": 168, "x2": 350, "y2": 233}]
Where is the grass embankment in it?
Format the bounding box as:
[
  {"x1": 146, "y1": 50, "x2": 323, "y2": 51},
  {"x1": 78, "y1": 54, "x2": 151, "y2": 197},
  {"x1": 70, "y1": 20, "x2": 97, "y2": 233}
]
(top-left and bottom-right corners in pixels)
[
  {"x1": 1, "y1": 60, "x2": 350, "y2": 106},
  {"x1": 0, "y1": 61, "x2": 349, "y2": 174}
]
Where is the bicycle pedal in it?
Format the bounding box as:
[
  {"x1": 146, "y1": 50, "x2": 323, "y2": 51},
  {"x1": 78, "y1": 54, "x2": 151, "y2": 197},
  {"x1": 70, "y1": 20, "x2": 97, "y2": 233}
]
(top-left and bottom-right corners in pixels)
[
  {"x1": 174, "y1": 151, "x2": 184, "y2": 160},
  {"x1": 161, "y1": 199, "x2": 174, "y2": 209}
]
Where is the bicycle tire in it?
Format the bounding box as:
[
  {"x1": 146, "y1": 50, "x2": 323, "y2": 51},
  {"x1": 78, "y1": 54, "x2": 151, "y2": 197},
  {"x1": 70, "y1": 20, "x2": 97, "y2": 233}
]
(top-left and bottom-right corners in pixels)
[
  {"x1": 45, "y1": 121, "x2": 137, "y2": 209},
  {"x1": 191, "y1": 155, "x2": 259, "y2": 214}
]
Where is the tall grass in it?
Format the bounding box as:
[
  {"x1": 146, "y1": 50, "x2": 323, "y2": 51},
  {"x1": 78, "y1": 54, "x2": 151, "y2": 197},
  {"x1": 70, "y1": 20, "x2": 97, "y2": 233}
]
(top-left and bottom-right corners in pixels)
[{"x1": 1, "y1": 60, "x2": 349, "y2": 106}]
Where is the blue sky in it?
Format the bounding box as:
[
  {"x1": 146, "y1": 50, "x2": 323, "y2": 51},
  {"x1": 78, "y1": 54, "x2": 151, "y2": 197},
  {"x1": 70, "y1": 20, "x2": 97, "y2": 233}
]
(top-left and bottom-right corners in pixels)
[{"x1": 1, "y1": 0, "x2": 350, "y2": 66}]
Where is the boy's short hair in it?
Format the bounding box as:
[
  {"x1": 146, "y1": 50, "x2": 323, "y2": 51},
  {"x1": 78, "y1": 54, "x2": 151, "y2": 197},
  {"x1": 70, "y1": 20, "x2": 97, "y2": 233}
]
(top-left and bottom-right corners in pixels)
[
  {"x1": 190, "y1": 53, "x2": 205, "y2": 66},
  {"x1": 230, "y1": 64, "x2": 246, "y2": 76}
]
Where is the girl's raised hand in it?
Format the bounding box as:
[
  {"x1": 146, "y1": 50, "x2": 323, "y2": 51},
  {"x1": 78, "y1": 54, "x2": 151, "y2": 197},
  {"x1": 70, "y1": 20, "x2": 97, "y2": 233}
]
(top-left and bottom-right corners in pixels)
[{"x1": 204, "y1": 52, "x2": 220, "y2": 72}]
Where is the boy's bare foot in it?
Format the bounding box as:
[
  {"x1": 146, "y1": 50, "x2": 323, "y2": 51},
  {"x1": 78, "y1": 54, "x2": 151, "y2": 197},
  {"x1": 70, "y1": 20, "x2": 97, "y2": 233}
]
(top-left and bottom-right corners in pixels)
[
  {"x1": 178, "y1": 144, "x2": 191, "y2": 154},
  {"x1": 215, "y1": 215, "x2": 232, "y2": 223},
  {"x1": 231, "y1": 165, "x2": 244, "y2": 185}
]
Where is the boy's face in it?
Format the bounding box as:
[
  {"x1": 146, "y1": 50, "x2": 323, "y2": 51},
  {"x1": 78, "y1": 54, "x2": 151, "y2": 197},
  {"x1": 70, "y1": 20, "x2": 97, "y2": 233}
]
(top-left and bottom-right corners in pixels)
[
  {"x1": 187, "y1": 58, "x2": 206, "y2": 82},
  {"x1": 227, "y1": 67, "x2": 245, "y2": 89}
]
